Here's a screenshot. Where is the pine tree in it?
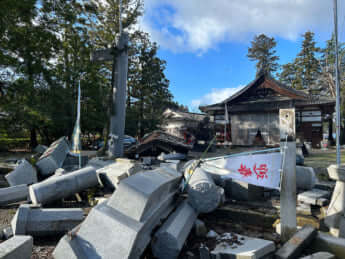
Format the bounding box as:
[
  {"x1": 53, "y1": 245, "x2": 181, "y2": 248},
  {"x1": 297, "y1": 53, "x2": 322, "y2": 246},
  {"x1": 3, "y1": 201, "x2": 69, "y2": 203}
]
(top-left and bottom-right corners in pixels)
[
  {"x1": 294, "y1": 31, "x2": 321, "y2": 92},
  {"x1": 247, "y1": 34, "x2": 279, "y2": 75}
]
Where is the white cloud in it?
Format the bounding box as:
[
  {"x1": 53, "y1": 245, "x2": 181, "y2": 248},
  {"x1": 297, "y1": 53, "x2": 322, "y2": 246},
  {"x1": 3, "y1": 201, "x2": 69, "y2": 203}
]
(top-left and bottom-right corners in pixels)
[
  {"x1": 140, "y1": 0, "x2": 335, "y2": 53},
  {"x1": 190, "y1": 85, "x2": 245, "y2": 110}
]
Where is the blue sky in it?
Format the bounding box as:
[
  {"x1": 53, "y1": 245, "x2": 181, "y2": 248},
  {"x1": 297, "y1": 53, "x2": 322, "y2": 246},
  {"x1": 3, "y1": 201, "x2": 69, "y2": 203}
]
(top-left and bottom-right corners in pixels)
[{"x1": 138, "y1": 0, "x2": 345, "y2": 111}]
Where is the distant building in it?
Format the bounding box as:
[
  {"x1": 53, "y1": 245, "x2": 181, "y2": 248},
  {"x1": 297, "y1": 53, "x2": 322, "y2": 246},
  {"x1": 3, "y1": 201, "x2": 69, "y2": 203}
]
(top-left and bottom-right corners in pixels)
[
  {"x1": 160, "y1": 108, "x2": 208, "y2": 140},
  {"x1": 200, "y1": 73, "x2": 335, "y2": 148}
]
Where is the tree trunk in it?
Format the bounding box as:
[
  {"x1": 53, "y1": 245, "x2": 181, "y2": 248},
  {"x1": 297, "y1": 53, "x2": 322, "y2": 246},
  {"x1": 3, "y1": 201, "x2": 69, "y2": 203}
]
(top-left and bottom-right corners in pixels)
[{"x1": 30, "y1": 127, "x2": 38, "y2": 149}]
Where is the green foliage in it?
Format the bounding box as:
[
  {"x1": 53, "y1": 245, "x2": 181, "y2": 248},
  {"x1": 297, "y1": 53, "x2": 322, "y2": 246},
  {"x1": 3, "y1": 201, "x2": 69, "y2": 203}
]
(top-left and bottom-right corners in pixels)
[
  {"x1": 0, "y1": 0, "x2": 179, "y2": 149},
  {"x1": 247, "y1": 34, "x2": 279, "y2": 75}
]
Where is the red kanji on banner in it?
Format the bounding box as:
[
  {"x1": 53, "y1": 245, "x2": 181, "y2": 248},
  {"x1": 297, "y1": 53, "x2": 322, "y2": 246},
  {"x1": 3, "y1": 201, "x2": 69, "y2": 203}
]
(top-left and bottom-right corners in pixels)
[
  {"x1": 238, "y1": 163, "x2": 252, "y2": 177},
  {"x1": 253, "y1": 164, "x2": 268, "y2": 179}
]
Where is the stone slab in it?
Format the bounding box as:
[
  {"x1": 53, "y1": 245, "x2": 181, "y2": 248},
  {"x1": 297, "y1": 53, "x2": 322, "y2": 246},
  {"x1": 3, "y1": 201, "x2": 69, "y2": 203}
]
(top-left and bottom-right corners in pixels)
[
  {"x1": 34, "y1": 144, "x2": 48, "y2": 154},
  {"x1": 0, "y1": 185, "x2": 28, "y2": 206},
  {"x1": 152, "y1": 201, "x2": 198, "y2": 259},
  {"x1": 230, "y1": 180, "x2": 264, "y2": 201},
  {"x1": 297, "y1": 189, "x2": 330, "y2": 206},
  {"x1": 29, "y1": 166, "x2": 98, "y2": 205},
  {"x1": 0, "y1": 235, "x2": 33, "y2": 259},
  {"x1": 5, "y1": 160, "x2": 37, "y2": 187},
  {"x1": 210, "y1": 233, "x2": 275, "y2": 259},
  {"x1": 325, "y1": 181, "x2": 345, "y2": 229},
  {"x1": 12, "y1": 204, "x2": 84, "y2": 236},
  {"x1": 86, "y1": 157, "x2": 114, "y2": 169},
  {"x1": 300, "y1": 252, "x2": 335, "y2": 259},
  {"x1": 275, "y1": 225, "x2": 317, "y2": 259}
]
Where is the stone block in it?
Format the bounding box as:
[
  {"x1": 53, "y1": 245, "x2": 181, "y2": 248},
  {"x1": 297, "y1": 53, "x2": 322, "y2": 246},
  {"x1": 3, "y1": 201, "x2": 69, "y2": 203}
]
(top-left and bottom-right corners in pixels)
[
  {"x1": 300, "y1": 252, "x2": 335, "y2": 259},
  {"x1": 325, "y1": 181, "x2": 345, "y2": 229},
  {"x1": 152, "y1": 201, "x2": 198, "y2": 259},
  {"x1": 97, "y1": 161, "x2": 134, "y2": 190},
  {"x1": 29, "y1": 166, "x2": 98, "y2": 205},
  {"x1": 159, "y1": 153, "x2": 186, "y2": 161},
  {"x1": 62, "y1": 153, "x2": 88, "y2": 170},
  {"x1": 298, "y1": 189, "x2": 330, "y2": 206},
  {"x1": 107, "y1": 167, "x2": 181, "y2": 222},
  {"x1": 0, "y1": 185, "x2": 28, "y2": 206},
  {"x1": 5, "y1": 159, "x2": 37, "y2": 187},
  {"x1": 160, "y1": 162, "x2": 179, "y2": 171},
  {"x1": 2, "y1": 226, "x2": 13, "y2": 240},
  {"x1": 53, "y1": 167, "x2": 182, "y2": 259},
  {"x1": 210, "y1": 233, "x2": 275, "y2": 259},
  {"x1": 185, "y1": 167, "x2": 224, "y2": 213},
  {"x1": 275, "y1": 225, "x2": 317, "y2": 259},
  {"x1": 86, "y1": 157, "x2": 114, "y2": 169},
  {"x1": 311, "y1": 232, "x2": 345, "y2": 259},
  {"x1": 296, "y1": 166, "x2": 317, "y2": 190},
  {"x1": 36, "y1": 137, "x2": 70, "y2": 176},
  {"x1": 231, "y1": 179, "x2": 264, "y2": 201},
  {"x1": 297, "y1": 203, "x2": 312, "y2": 216},
  {"x1": 0, "y1": 235, "x2": 33, "y2": 259},
  {"x1": 11, "y1": 204, "x2": 84, "y2": 237}
]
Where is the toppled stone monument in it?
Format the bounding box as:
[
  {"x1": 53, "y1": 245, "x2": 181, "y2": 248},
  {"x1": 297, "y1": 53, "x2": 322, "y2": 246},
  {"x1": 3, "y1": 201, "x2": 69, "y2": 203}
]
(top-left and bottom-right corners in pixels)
[
  {"x1": 296, "y1": 166, "x2": 317, "y2": 190},
  {"x1": 5, "y1": 159, "x2": 37, "y2": 186},
  {"x1": 53, "y1": 167, "x2": 182, "y2": 259},
  {"x1": 0, "y1": 185, "x2": 28, "y2": 206},
  {"x1": 36, "y1": 137, "x2": 70, "y2": 176},
  {"x1": 12, "y1": 204, "x2": 84, "y2": 236},
  {"x1": 0, "y1": 235, "x2": 33, "y2": 259},
  {"x1": 152, "y1": 201, "x2": 198, "y2": 259},
  {"x1": 29, "y1": 166, "x2": 99, "y2": 205}
]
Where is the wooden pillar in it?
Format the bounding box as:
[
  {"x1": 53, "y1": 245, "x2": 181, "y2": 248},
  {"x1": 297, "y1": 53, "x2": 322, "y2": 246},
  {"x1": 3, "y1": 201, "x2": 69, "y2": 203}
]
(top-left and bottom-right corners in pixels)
[{"x1": 279, "y1": 108, "x2": 297, "y2": 242}]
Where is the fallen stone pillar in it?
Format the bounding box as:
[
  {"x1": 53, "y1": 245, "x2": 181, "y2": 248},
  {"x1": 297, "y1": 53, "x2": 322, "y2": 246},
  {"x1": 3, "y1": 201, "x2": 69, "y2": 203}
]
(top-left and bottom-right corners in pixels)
[
  {"x1": 296, "y1": 166, "x2": 317, "y2": 190},
  {"x1": 325, "y1": 164, "x2": 345, "y2": 237},
  {"x1": 11, "y1": 204, "x2": 83, "y2": 236},
  {"x1": 275, "y1": 225, "x2": 317, "y2": 259},
  {"x1": 184, "y1": 167, "x2": 223, "y2": 213},
  {"x1": 29, "y1": 166, "x2": 98, "y2": 205},
  {"x1": 0, "y1": 185, "x2": 28, "y2": 206},
  {"x1": 151, "y1": 201, "x2": 198, "y2": 259},
  {"x1": 53, "y1": 167, "x2": 181, "y2": 259},
  {"x1": 5, "y1": 160, "x2": 37, "y2": 186},
  {"x1": 0, "y1": 235, "x2": 33, "y2": 259},
  {"x1": 36, "y1": 137, "x2": 70, "y2": 176}
]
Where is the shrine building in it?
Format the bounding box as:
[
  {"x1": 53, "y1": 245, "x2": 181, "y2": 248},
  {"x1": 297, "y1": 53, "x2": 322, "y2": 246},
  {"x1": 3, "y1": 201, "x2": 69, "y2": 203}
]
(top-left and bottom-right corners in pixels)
[{"x1": 199, "y1": 72, "x2": 335, "y2": 148}]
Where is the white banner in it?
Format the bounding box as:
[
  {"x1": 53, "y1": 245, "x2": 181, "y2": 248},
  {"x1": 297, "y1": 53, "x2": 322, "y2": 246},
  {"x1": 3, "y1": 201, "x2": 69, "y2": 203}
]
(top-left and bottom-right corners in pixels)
[{"x1": 203, "y1": 152, "x2": 282, "y2": 189}]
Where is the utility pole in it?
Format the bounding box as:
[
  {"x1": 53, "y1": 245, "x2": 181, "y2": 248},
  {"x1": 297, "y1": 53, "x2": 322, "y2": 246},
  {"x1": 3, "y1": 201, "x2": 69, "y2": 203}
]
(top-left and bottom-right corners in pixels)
[{"x1": 334, "y1": 0, "x2": 341, "y2": 165}]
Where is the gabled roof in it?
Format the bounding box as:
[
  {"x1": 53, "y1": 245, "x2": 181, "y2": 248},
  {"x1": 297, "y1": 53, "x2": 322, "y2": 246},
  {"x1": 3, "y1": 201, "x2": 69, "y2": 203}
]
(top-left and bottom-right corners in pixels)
[
  {"x1": 162, "y1": 108, "x2": 207, "y2": 122},
  {"x1": 199, "y1": 72, "x2": 334, "y2": 112}
]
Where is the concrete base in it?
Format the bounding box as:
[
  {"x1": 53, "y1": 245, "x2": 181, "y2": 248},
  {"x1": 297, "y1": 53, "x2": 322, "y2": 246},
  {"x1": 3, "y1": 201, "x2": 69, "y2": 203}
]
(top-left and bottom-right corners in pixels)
[
  {"x1": 210, "y1": 233, "x2": 275, "y2": 259},
  {"x1": 185, "y1": 168, "x2": 223, "y2": 213},
  {"x1": 0, "y1": 185, "x2": 29, "y2": 206},
  {"x1": 0, "y1": 235, "x2": 33, "y2": 259},
  {"x1": 152, "y1": 201, "x2": 198, "y2": 259},
  {"x1": 29, "y1": 166, "x2": 98, "y2": 205},
  {"x1": 12, "y1": 204, "x2": 84, "y2": 236},
  {"x1": 5, "y1": 160, "x2": 37, "y2": 187}
]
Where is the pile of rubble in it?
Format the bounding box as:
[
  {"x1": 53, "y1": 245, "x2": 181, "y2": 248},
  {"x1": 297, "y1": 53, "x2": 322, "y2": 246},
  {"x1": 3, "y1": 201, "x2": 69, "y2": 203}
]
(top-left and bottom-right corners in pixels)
[{"x1": 0, "y1": 137, "x2": 345, "y2": 259}]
